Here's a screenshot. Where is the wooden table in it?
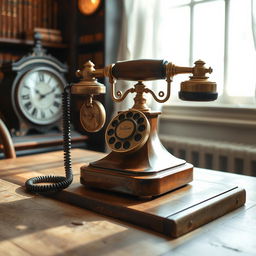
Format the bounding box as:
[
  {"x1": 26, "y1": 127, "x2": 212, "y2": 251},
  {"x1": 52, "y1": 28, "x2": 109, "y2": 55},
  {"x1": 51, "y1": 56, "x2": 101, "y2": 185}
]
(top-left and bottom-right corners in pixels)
[{"x1": 0, "y1": 149, "x2": 256, "y2": 255}]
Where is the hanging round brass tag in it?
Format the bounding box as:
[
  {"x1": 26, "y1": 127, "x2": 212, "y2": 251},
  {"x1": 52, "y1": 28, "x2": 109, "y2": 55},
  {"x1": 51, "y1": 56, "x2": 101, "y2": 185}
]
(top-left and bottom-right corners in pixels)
[{"x1": 80, "y1": 100, "x2": 106, "y2": 132}]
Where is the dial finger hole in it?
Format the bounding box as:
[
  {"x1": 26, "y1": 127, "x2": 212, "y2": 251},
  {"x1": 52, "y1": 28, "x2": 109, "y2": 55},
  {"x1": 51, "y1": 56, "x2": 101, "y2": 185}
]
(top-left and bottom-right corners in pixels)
[
  {"x1": 107, "y1": 129, "x2": 115, "y2": 136},
  {"x1": 108, "y1": 137, "x2": 116, "y2": 144},
  {"x1": 138, "y1": 125, "x2": 146, "y2": 132},
  {"x1": 123, "y1": 141, "x2": 131, "y2": 149},
  {"x1": 119, "y1": 114, "x2": 125, "y2": 120},
  {"x1": 111, "y1": 120, "x2": 119, "y2": 127},
  {"x1": 126, "y1": 112, "x2": 133, "y2": 118},
  {"x1": 137, "y1": 117, "x2": 144, "y2": 124},
  {"x1": 134, "y1": 134, "x2": 142, "y2": 141},
  {"x1": 133, "y1": 113, "x2": 140, "y2": 120},
  {"x1": 114, "y1": 142, "x2": 121, "y2": 149}
]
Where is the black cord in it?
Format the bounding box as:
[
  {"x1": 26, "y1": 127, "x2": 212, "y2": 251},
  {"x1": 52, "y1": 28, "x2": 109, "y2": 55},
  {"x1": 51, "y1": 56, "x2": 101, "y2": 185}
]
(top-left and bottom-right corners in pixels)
[{"x1": 25, "y1": 85, "x2": 73, "y2": 193}]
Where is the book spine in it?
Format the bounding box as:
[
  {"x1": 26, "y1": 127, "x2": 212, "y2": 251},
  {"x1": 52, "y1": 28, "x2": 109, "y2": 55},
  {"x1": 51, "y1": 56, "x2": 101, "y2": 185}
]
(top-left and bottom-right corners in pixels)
[
  {"x1": 0, "y1": 0, "x2": 4, "y2": 37},
  {"x1": 31, "y1": 0, "x2": 37, "y2": 32},
  {"x1": 6, "y1": 0, "x2": 12, "y2": 38},
  {"x1": 22, "y1": 0, "x2": 28, "y2": 38},
  {"x1": 27, "y1": 0, "x2": 32, "y2": 34},
  {"x1": 17, "y1": 0, "x2": 23, "y2": 38},
  {"x1": 3, "y1": 0, "x2": 7, "y2": 37},
  {"x1": 11, "y1": 0, "x2": 18, "y2": 38}
]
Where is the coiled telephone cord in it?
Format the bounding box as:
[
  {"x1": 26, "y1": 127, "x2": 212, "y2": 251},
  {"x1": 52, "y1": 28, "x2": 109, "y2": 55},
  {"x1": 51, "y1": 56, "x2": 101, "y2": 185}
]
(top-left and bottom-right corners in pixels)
[{"x1": 25, "y1": 85, "x2": 73, "y2": 193}]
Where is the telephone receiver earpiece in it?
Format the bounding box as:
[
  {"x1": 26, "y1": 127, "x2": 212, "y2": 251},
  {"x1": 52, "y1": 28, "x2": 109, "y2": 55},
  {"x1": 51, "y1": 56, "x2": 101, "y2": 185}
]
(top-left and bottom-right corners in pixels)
[
  {"x1": 179, "y1": 79, "x2": 218, "y2": 101},
  {"x1": 178, "y1": 60, "x2": 217, "y2": 101}
]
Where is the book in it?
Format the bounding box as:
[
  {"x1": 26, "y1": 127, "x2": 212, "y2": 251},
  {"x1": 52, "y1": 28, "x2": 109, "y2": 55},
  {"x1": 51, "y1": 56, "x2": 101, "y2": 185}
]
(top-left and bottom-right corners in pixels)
[
  {"x1": 27, "y1": 0, "x2": 33, "y2": 33},
  {"x1": 22, "y1": 0, "x2": 28, "y2": 37},
  {"x1": 17, "y1": 0, "x2": 23, "y2": 38},
  {"x1": 11, "y1": 0, "x2": 18, "y2": 38},
  {"x1": 6, "y1": 0, "x2": 12, "y2": 38},
  {"x1": 0, "y1": 0, "x2": 7, "y2": 37}
]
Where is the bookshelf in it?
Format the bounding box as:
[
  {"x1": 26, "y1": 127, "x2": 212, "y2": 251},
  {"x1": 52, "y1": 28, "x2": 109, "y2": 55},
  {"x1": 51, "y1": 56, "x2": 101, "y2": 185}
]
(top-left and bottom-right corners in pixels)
[
  {"x1": 0, "y1": 0, "x2": 69, "y2": 67},
  {"x1": 0, "y1": 0, "x2": 108, "y2": 82},
  {"x1": 0, "y1": 0, "x2": 122, "y2": 152}
]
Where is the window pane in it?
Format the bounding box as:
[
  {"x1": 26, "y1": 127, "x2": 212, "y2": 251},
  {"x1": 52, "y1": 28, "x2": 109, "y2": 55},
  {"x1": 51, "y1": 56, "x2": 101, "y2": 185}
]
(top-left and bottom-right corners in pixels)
[
  {"x1": 166, "y1": 0, "x2": 191, "y2": 7},
  {"x1": 226, "y1": 0, "x2": 256, "y2": 97},
  {"x1": 162, "y1": 6, "x2": 190, "y2": 101},
  {"x1": 193, "y1": 1, "x2": 225, "y2": 96}
]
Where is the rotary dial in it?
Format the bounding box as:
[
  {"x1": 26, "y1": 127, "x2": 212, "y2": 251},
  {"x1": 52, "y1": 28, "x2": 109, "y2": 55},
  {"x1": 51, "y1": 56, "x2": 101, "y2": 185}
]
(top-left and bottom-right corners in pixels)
[{"x1": 105, "y1": 110, "x2": 150, "y2": 153}]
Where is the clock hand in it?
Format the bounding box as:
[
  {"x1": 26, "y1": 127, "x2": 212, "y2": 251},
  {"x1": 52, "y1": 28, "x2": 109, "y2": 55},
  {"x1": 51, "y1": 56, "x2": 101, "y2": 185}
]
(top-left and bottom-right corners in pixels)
[
  {"x1": 40, "y1": 87, "x2": 56, "y2": 99},
  {"x1": 35, "y1": 88, "x2": 45, "y2": 99}
]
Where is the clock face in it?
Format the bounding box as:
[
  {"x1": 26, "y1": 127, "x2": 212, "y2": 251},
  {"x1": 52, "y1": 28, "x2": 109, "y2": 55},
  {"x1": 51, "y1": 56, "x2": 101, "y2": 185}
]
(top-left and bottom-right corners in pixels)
[{"x1": 16, "y1": 68, "x2": 65, "y2": 125}]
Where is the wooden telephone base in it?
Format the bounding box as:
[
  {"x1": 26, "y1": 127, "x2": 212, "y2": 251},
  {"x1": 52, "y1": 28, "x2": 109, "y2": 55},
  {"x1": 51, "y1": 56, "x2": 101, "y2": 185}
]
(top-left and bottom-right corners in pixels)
[{"x1": 80, "y1": 111, "x2": 193, "y2": 197}]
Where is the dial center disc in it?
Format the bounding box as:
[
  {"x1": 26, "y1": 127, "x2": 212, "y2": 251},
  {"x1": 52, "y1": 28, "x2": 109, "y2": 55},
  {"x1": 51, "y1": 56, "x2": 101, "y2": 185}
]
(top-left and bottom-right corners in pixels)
[{"x1": 116, "y1": 120, "x2": 135, "y2": 139}]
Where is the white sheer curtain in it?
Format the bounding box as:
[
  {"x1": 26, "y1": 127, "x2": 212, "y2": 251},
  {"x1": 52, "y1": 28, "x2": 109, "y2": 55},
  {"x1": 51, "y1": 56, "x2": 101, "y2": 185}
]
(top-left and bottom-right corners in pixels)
[
  {"x1": 252, "y1": 0, "x2": 256, "y2": 50},
  {"x1": 115, "y1": 0, "x2": 165, "y2": 112},
  {"x1": 252, "y1": 0, "x2": 256, "y2": 99},
  {"x1": 115, "y1": 0, "x2": 256, "y2": 109}
]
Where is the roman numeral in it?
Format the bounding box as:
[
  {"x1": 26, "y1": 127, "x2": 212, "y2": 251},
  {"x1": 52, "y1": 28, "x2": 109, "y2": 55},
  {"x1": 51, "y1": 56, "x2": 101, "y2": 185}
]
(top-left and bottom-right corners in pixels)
[
  {"x1": 41, "y1": 110, "x2": 45, "y2": 119},
  {"x1": 24, "y1": 101, "x2": 32, "y2": 110},
  {"x1": 47, "y1": 77, "x2": 52, "y2": 84},
  {"x1": 24, "y1": 85, "x2": 30, "y2": 90},
  {"x1": 22, "y1": 94, "x2": 30, "y2": 100},
  {"x1": 38, "y1": 72, "x2": 44, "y2": 82},
  {"x1": 31, "y1": 108, "x2": 38, "y2": 117},
  {"x1": 55, "y1": 93, "x2": 61, "y2": 98},
  {"x1": 53, "y1": 101, "x2": 60, "y2": 108}
]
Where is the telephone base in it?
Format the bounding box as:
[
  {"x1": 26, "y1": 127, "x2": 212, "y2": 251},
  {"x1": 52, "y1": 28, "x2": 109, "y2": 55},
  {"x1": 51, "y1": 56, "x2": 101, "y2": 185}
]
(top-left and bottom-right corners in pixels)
[{"x1": 80, "y1": 162, "x2": 193, "y2": 197}]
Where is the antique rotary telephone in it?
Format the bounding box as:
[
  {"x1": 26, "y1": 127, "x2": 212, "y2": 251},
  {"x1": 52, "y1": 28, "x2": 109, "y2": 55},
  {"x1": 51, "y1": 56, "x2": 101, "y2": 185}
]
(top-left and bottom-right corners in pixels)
[{"x1": 25, "y1": 59, "x2": 217, "y2": 197}]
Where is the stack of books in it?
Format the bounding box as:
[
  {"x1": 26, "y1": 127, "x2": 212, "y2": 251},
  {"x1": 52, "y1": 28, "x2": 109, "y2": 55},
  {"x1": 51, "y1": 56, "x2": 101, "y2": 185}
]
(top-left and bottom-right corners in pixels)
[{"x1": 27, "y1": 27, "x2": 63, "y2": 43}]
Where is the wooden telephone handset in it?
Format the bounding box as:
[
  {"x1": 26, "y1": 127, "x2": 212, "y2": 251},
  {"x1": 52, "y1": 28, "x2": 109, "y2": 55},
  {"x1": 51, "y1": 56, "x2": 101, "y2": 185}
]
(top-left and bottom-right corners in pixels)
[{"x1": 26, "y1": 59, "x2": 217, "y2": 197}]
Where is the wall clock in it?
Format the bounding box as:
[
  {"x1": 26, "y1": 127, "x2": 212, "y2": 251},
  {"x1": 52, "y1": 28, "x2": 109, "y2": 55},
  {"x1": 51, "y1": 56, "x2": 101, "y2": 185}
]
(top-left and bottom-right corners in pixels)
[
  {"x1": 0, "y1": 34, "x2": 67, "y2": 135},
  {"x1": 78, "y1": 0, "x2": 101, "y2": 15}
]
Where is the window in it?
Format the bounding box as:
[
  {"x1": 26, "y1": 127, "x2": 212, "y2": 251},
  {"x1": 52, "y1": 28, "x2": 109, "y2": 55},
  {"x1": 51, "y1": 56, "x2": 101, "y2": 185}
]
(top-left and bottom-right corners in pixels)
[{"x1": 160, "y1": 0, "x2": 256, "y2": 106}]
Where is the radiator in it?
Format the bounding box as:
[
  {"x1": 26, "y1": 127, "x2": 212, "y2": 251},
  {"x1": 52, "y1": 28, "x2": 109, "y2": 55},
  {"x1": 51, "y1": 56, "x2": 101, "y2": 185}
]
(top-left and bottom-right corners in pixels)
[{"x1": 160, "y1": 135, "x2": 256, "y2": 176}]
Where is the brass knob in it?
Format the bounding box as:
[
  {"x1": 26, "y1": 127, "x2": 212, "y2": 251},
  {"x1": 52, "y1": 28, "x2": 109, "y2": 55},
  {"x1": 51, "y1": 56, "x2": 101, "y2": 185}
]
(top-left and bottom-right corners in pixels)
[{"x1": 71, "y1": 61, "x2": 106, "y2": 95}]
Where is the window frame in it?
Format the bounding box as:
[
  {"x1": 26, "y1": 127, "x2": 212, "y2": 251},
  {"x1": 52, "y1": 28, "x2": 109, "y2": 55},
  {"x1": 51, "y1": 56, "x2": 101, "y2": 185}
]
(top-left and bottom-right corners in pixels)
[
  {"x1": 160, "y1": 0, "x2": 256, "y2": 143},
  {"x1": 165, "y1": 0, "x2": 256, "y2": 107}
]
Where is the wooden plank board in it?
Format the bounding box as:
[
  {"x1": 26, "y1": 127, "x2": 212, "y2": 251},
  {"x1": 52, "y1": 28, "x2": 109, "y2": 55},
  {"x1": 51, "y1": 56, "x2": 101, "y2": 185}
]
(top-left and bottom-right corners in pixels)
[
  {"x1": 0, "y1": 149, "x2": 246, "y2": 237},
  {"x1": 54, "y1": 181, "x2": 245, "y2": 237}
]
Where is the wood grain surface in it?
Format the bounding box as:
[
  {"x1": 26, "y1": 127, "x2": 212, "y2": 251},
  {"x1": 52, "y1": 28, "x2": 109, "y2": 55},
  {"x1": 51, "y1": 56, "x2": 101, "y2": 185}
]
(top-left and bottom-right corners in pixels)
[{"x1": 0, "y1": 149, "x2": 256, "y2": 255}]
